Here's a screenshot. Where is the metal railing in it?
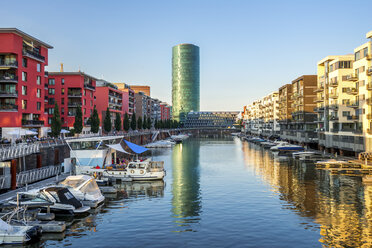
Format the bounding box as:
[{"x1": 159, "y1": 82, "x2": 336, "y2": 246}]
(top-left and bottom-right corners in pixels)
[
  {"x1": 21, "y1": 119, "x2": 45, "y2": 126},
  {"x1": 16, "y1": 165, "x2": 61, "y2": 187},
  {"x1": 22, "y1": 49, "x2": 45, "y2": 62},
  {"x1": 0, "y1": 61, "x2": 18, "y2": 68},
  {"x1": 0, "y1": 75, "x2": 18, "y2": 82},
  {"x1": 0, "y1": 143, "x2": 39, "y2": 161}
]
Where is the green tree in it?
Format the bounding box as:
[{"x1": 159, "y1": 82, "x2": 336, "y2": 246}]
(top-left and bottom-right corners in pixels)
[
  {"x1": 147, "y1": 116, "x2": 152, "y2": 129},
  {"x1": 74, "y1": 107, "x2": 83, "y2": 134},
  {"x1": 51, "y1": 103, "x2": 62, "y2": 137},
  {"x1": 103, "y1": 107, "x2": 112, "y2": 133},
  {"x1": 123, "y1": 112, "x2": 130, "y2": 132},
  {"x1": 91, "y1": 106, "x2": 100, "y2": 133},
  {"x1": 130, "y1": 113, "x2": 136, "y2": 130},
  {"x1": 115, "y1": 113, "x2": 121, "y2": 131},
  {"x1": 137, "y1": 116, "x2": 142, "y2": 130},
  {"x1": 143, "y1": 115, "x2": 147, "y2": 129}
]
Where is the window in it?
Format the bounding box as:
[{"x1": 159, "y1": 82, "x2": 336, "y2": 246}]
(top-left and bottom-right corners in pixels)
[
  {"x1": 22, "y1": 86, "x2": 27, "y2": 95},
  {"x1": 61, "y1": 117, "x2": 64, "y2": 123},
  {"x1": 363, "y1": 47, "x2": 368, "y2": 57},
  {"x1": 22, "y1": 58, "x2": 27, "y2": 68},
  {"x1": 355, "y1": 51, "x2": 361, "y2": 61},
  {"x1": 22, "y1": 100, "x2": 27, "y2": 110},
  {"x1": 48, "y1": 88, "x2": 55, "y2": 95},
  {"x1": 37, "y1": 102, "x2": 41, "y2": 111},
  {"x1": 342, "y1": 111, "x2": 350, "y2": 117},
  {"x1": 91, "y1": 100, "x2": 93, "y2": 106},
  {"x1": 22, "y1": 72, "x2": 27, "y2": 82},
  {"x1": 48, "y1": 117, "x2": 52, "y2": 125},
  {"x1": 36, "y1": 89, "x2": 41, "y2": 98},
  {"x1": 84, "y1": 90, "x2": 86, "y2": 96},
  {"x1": 37, "y1": 63, "x2": 41, "y2": 72},
  {"x1": 61, "y1": 78, "x2": 64, "y2": 85},
  {"x1": 61, "y1": 108, "x2": 64, "y2": 115},
  {"x1": 48, "y1": 98, "x2": 55, "y2": 105},
  {"x1": 90, "y1": 92, "x2": 93, "y2": 97},
  {"x1": 48, "y1": 108, "x2": 54, "y2": 115},
  {"x1": 61, "y1": 98, "x2": 64, "y2": 105},
  {"x1": 61, "y1": 88, "x2": 65, "y2": 95},
  {"x1": 37, "y1": 76, "x2": 41, "y2": 85},
  {"x1": 84, "y1": 108, "x2": 86, "y2": 115},
  {"x1": 48, "y1": 79, "x2": 55, "y2": 85},
  {"x1": 84, "y1": 99, "x2": 86, "y2": 105}
]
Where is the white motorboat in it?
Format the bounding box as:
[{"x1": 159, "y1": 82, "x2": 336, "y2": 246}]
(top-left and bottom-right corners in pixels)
[
  {"x1": 292, "y1": 151, "x2": 316, "y2": 159},
  {"x1": 126, "y1": 159, "x2": 166, "y2": 181},
  {"x1": 0, "y1": 218, "x2": 41, "y2": 245},
  {"x1": 145, "y1": 140, "x2": 175, "y2": 148},
  {"x1": 171, "y1": 134, "x2": 189, "y2": 143},
  {"x1": 19, "y1": 187, "x2": 90, "y2": 216},
  {"x1": 270, "y1": 142, "x2": 304, "y2": 152},
  {"x1": 60, "y1": 175, "x2": 105, "y2": 208}
]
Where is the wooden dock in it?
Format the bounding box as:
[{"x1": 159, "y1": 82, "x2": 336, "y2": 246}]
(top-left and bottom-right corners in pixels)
[{"x1": 316, "y1": 158, "x2": 372, "y2": 175}]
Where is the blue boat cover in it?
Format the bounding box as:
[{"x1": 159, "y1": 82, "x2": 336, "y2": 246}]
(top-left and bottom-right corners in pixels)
[{"x1": 124, "y1": 140, "x2": 148, "y2": 154}]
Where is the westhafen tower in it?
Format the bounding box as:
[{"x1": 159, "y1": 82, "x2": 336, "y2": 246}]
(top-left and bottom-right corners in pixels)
[{"x1": 172, "y1": 44, "x2": 200, "y2": 122}]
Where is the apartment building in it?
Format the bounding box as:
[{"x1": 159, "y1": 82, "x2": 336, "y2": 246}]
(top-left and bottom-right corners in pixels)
[
  {"x1": 160, "y1": 102, "x2": 172, "y2": 120},
  {"x1": 130, "y1": 85, "x2": 150, "y2": 96},
  {"x1": 47, "y1": 72, "x2": 96, "y2": 134},
  {"x1": 278, "y1": 84, "x2": 293, "y2": 137},
  {"x1": 134, "y1": 91, "x2": 149, "y2": 119},
  {"x1": 315, "y1": 55, "x2": 363, "y2": 155},
  {"x1": 281, "y1": 75, "x2": 317, "y2": 144},
  {"x1": 261, "y1": 92, "x2": 279, "y2": 136},
  {"x1": 96, "y1": 80, "x2": 125, "y2": 129},
  {"x1": 114, "y1": 83, "x2": 135, "y2": 116},
  {"x1": 0, "y1": 28, "x2": 53, "y2": 139}
]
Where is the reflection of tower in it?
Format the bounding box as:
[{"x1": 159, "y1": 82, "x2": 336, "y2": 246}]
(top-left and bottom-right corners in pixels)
[{"x1": 171, "y1": 139, "x2": 201, "y2": 225}]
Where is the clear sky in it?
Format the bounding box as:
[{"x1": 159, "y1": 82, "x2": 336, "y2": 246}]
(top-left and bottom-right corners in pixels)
[{"x1": 3, "y1": 0, "x2": 372, "y2": 111}]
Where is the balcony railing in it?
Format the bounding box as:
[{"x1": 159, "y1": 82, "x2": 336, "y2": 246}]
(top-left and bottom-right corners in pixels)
[
  {"x1": 68, "y1": 92, "x2": 82, "y2": 97},
  {"x1": 44, "y1": 83, "x2": 48, "y2": 89},
  {"x1": 22, "y1": 119, "x2": 45, "y2": 126},
  {"x1": 84, "y1": 84, "x2": 95, "y2": 91},
  {"x1": 347, "y1": 101, "x2": 359, "y2": 108},
  {"x1": 344, "y1": 88, "x2": 358, "y2": 95},
  {"x1": 68, "y1": 102, "x2": 82, "y2": 107},
  {"x1": 0, "y1": 90, "x2": 17, "y2": 97},
  {"x1": 367, "y1": 67, "x2": 372, "y2": 76},
  {"x1": 0, "y1": 75, "x2": 18, "y2": 83},
  {"x1": 329, "y1": 81, "x2": 338, "y2": 87},
  {"x1": 314, "y1": 86, "x2": 324, "y2": 93},
  {"x1": 22, "y1": 49, "x2": 45, "y2": 62},
  {"x1": 0, "y1": 104, "x2": 17, "y2": 111},
  {"x1": 366, "y1": 54, "x2": 372, "y2": 60},
  {"x1": 0, "y1": 61, "x2": 18, "y2": 68},
  {"x1": 328, "y1": 104, "x2": 338, "y2": 110},
  {"x1": 347, "y1": 115, "x2": 359, "y2": 121},
  {"x1": 345, "y1": 74, "x2": 358, "y2": 81},
  {"x1": 329, "y1": 92, "x2": 338, "y2": 99},
  {"x1": 329, "y1": 116, "x2": 338, "y2": 121},
  {"x1": 330, "y1": 128, "x2": 339, "y2": 133},
  {"x1": 44, "y1": 96, "x2": 48, "y2": 102},
  {"x1": 368, "y1": 114, "x2": 372, "y2": 120}
]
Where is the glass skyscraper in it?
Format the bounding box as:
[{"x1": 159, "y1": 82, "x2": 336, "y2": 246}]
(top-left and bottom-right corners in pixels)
[{"x1": 172, "y1": 44, "x2": 200, "y2": 122}]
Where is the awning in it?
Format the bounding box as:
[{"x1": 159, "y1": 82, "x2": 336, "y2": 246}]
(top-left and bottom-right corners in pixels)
[
  {"x1": 123, "y1": 140, "x2": 148, "y2": 154},
  {"x1": 107, "y1": 143, "x2": 131, "y2": 154}
]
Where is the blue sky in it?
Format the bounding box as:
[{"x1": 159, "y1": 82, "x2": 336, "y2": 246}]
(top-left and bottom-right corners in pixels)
[{"x1": 3, "y1": 0, "x2": 372, "y2": 111}]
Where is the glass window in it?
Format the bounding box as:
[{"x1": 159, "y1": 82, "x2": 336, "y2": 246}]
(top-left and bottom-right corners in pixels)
[
  {"x1": 37, "y1": 63, "x2": 41, "y2": 72},
  {"x1": 61, "y1": 108, "x2": 64, "y2": 115},
  {"x1": 48, "y1": 117, "x2": 52, "y2": 124},
  {"x1": 22, "y1": 100, "x2": 27, "y2": 110},
  {"x1": 363, "y1": 47, "x2": 368, "y2": 57},
  {"x1": 48, "y1": 79, "x2": 55, "y2": 85},
  {"x1": 37, "y1": 102, "x2": 41, "y2": 111},
  {"x1": 22, "y1": 72, "x2": 27, "y2": 82},
  {"x1": 342, "y1": 111, "x2": 350, "y2": 116},
  {"x1": 48, "y1": 108, "x2": 54, "y2": 115},
  {"x1": 48, "y1": 88, "x2": 55, "y2": 95},
  {"x1": 37, "y1": 76, "x2": 41, "y2": 85},
  {"x1": 61, "y1": 98, "x2": 64, "y2": 105},
  {"x1": 22, "y1": 86, "x2": 27, "y2": 95},
  {"x1": 61, "y1": 78, "x2": 64, "y2": 85},
  {"x1": 61, "y1": 88, "x2": 65, "y2": 95},
  {"x1": 22, "y1": 58, "x2": 27, "y2": 68},
  {"x1": 355, "y1": 51, "x2": 360, "y2": 61},
  {"x1": 48, "y1": 98, "x2": 55, "y2": 105},
  {"x1": 36, "y1": 89, "x2": 41, "y2": 98}
]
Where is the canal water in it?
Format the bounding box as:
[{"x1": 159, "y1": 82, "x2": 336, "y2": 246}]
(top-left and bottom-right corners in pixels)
[{"x1": 42, "y1": 137, "x2": 372, "y2": 247}]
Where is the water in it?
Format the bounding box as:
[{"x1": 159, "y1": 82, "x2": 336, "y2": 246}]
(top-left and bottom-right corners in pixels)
[{"x1": 41, "y1": 137, "x2": 372, "y2": 247}]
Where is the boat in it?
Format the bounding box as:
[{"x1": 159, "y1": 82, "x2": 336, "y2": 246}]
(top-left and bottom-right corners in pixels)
[
  {"x1": 292, "y1": 151, "x2": 317, "y2": 159},
  {"x1": 126, "y1": 159, "x2": 165, "y2": 181},
  {"x1": 171, "y1": 134, "x2": 189, "y2": 143},
  {"x1": 16, "y1": 187, "x2": 90, "y2": 216},
  {"x1": 145, "y1": 140, "x2": 175, "y2": 148},
  {"x1": 0, "y1": 218, "x2": 41, "y2": 245},
  {"x1": 270, "y1": 142, "x2": 304, "y2": 152},
  {"x1": 260, "y1": 141, "x2": 276, "y2": 148},
  {"x1": 292, "y1": 151, "x2": 329, "y2": 161},
  {"x1": 60, "y1": 175, "x2": 105, "y2": 208}
]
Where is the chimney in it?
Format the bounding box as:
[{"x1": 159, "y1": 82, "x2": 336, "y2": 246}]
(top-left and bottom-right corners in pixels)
[{"x1": 60, "y1": 63, "x2": 64, "y2": 72}]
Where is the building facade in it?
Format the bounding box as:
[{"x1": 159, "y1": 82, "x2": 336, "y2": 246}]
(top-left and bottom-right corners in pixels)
[
  {"x1": 160, "y1": 102, "x2": 172, "y2": 120},
  {"x1": 0, "y1": 28, "x2": 53, "y2": 139},
  {"x1": 184, "y1": 111, "x2": 238, "y2": 128},
  {"x1": 130, "y1": 85, "x2": 150, "y2": 96},
  {"x1": 172, "y1": 44, "x2": 200, "y2": 122},
  {"x1": 114, "y1": 83, "x2": 135, "y2": 116}
]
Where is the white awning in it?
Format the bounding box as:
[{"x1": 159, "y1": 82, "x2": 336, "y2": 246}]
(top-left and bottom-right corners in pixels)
[{"x1": 106, "y1": 143, "x2": 131, "y2": 154}]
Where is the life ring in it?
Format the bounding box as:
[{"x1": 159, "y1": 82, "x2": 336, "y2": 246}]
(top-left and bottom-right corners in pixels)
[
  {"x1": 130, "y1": 170, "x2": 135, "y2": 174},
  {"x1": 140, "y1": 170, "x2": 144, "y2": 174}
]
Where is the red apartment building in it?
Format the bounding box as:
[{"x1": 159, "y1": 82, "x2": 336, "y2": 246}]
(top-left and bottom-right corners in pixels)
[
  {"x1": 113, "y1": 83, "x2": 135, "y2": 116},
  {"x1": 47, "y1": 72, "x2": 96, "y2": 133},
  {"x1": 0, "y1": 28, "x2": 52, "y2": 138},
  {"x1": 96, "y1": 80, "x2": 126, "y2": 129},
  {"x1": 160, "y1": 102, "x2": 171, "y2": 120}
]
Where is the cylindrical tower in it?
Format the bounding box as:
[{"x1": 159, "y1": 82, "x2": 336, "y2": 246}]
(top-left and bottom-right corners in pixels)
[{"x1": 172, "y1": 44, "x2": 200, "y2": 122}]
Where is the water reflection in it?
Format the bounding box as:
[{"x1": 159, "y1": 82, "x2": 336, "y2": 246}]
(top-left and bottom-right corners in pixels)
[
  {"x1": 241, "y1": 141, "x2": 372, "y2": 247},
  {"x1": 171, "y1": 140, "x2": 202, "y2": 232}
]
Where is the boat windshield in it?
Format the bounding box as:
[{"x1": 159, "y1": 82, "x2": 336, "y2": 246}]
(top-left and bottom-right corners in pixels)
[
  {"x1": 61, "y1": 179, "x2": 86, "y2": 188},
  {"x1": 138, "y1": 163, "x2": 146, "y2": 169},
  {"x1": 80, "y1": 180, "x2": 100, "y2": 195},
  {"x1": 128, "y1": 163, "x2": 137, "y2": 169}
]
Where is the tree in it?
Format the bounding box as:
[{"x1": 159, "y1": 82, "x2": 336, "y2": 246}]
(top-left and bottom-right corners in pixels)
[
  {"x1": 115, "y1": 113, "x2": 121, "y2": 131},
  {"x1": 154, "y1": 119, "x2": 158, "y2": 129},
  {"x1": 103, "y1": 107, "x2": 112, "y2": 133},
  {"x1": 123, "y1": 112, "x2": 130, "y2": 132},
  {"x1": 130, "y1": 113, "x2": 136, "y2": 130},
  {"x1": 137, "y1": 116, "x2": 142, "y2": 130},
  {"x1": 147, "y1": 116, "x2": 152, "y2": 129},
  {"x1": 91, "y1": 106, "x2": 100, "y2": 133},
  {"x1": 143, "y1": 115, "x2": 147, "y2": 129},
  {"x1": 51, "y1": 103, "x2": 62, "y2": 137},
  {"x1": 74, "y1": 107, "x2": 83, "y2": 134}
]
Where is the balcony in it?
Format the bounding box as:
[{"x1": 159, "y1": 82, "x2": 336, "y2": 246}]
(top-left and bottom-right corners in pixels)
[
  {"x1": 44, "y1": 71, "x2": 49, "y2": 77},
  {"x1": 0, "y1": 61, "x2": 18, "y2": 69},
  {"x1": 68, "y1": 92, "x2": 82, "y2": 97},
  {"x1": 329, "y1": 116, "x2": 339, "y2": 121},
  {"x1": 367, "y1": 129, "x2": 372, "y2": 135},
  {"x1": 366, "y1": 54, "x2": 372, "y2": 60},
  {"x1": 0, "y1": 104, "x2": 18, "y2": 111},
  {"x1": 22, "y1": 49, "x2": 45, "y2": 63},
  {"x1": 314, "y1": 86, "x2": 324, "y2": 93},
  {"x1": 345, "y1": 74, "x2": 358, "y2": 81},
  {"x1": 368, "y1": 114, "x2": 372, "y2": 120},
  {"x1": 84, "y1": 84, "x2": 95, "y2": 91},
  {"x1": 44, "y1": 83, "x2": 48, "y2": 90},
  {"x1": 347, "y1": 115, "x2": 359, "y2": 121},
  {"x1": 0, "y1": 90, "x2": 17, "y2": 98},
  {"x1": 367, "y1": 67, "x2": 372, "y2": 76},
  {"x1": 329, "y1": 92, "x2": 338, "y2": 99},
  {"x1": 0, "y1": 75, "x2": 18, "y2": 83},
  {"x1": 330, "y1": 128, "x2": 339, "y2": 133},
  {"x1": 367, "y1": 98, "x2": 372, "y2": 105},
  {"x1": 314, "y1": 107, "x2": 324, "y2": 112},
  {"x1": 68, "y1": 102, "x2": 82, "y2": 107},
  {"x1": 22, "y1": 119, "x2": 44, "y2": 127},
  {"x1": 44, "y1": 96, "x2": 48, "y2": 102},
  {"x1": 315, "y1": 97, "x2": 324, "y2": 102},
  {"x1": 347, "y1": 101, "x2": 359, "y2": 108},
  {"x1": 329, "y1": 81, "x2": 338, "y2": 87},
  {"x1": 344, "y1": 87, "x2": 358, "y2": 95},
  {"x1": 328, "y1": 104, "x2": 338, "y2": 110}
]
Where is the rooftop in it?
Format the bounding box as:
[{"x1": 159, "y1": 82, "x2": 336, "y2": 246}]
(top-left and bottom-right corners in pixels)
[
  {"x1": 0, "y1": 28, "x2": 53, "y2": 49},
  {"x1": 48, "y1": 71, "x2": 98, "y2": 80}
]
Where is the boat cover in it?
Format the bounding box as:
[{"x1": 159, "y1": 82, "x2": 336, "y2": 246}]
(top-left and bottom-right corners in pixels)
[
  {"x1": 123, "y1": 140, "x2": 148, "y2": 154},
  {"x1": 106, "y1": 143, "x2": 131, "y2": 154},
  {"x1": 0, "y1": 219, "x2": 12, "y2": 232},
  {"x1": 45, "y1": 187, "x2": 82, "y2": 209}
]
